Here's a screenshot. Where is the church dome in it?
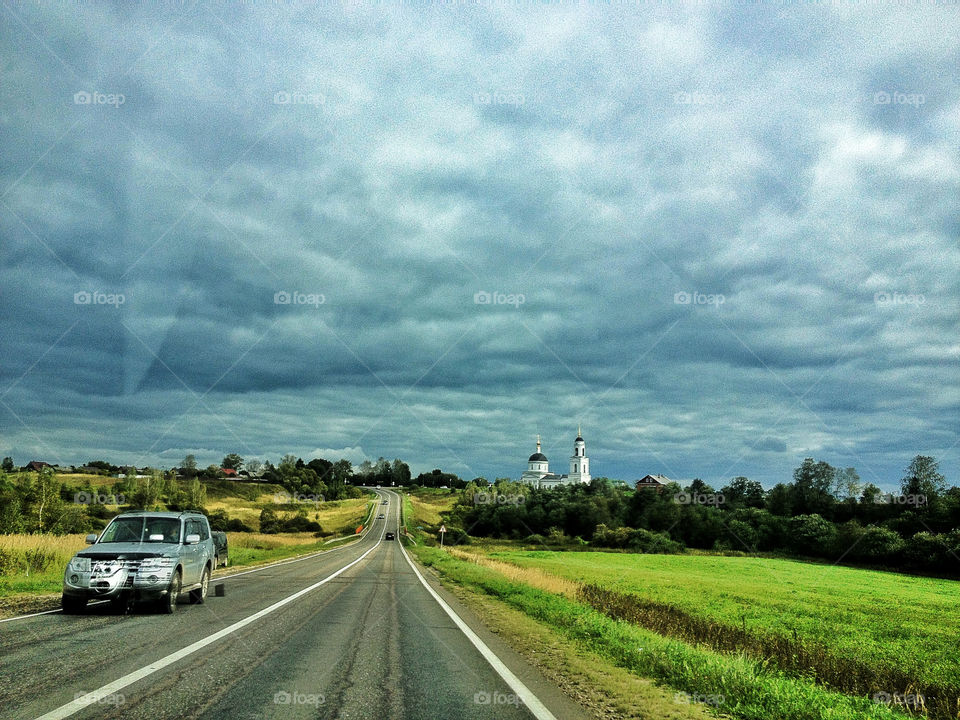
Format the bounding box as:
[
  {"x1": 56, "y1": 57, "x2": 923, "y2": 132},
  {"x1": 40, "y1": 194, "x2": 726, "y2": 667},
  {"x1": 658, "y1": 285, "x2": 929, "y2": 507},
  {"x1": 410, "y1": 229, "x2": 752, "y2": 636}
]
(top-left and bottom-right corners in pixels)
[{"x1": 528, "y1": 452, "x2": 548, "y2": 462}]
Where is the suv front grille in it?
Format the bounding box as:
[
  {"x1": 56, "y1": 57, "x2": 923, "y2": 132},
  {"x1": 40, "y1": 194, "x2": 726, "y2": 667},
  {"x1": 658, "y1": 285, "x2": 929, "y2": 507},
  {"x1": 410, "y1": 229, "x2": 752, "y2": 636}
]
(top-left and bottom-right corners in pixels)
[{"x1": 91, "y1": 559, "x2": 142, "y2": 585}]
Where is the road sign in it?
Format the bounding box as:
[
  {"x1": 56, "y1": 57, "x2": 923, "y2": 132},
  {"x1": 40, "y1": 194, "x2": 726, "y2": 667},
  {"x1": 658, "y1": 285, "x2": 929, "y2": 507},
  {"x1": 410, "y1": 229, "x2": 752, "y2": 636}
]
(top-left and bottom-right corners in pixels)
[{"x1": 439, "y1": 524, "x2": 446, "y2": 547}]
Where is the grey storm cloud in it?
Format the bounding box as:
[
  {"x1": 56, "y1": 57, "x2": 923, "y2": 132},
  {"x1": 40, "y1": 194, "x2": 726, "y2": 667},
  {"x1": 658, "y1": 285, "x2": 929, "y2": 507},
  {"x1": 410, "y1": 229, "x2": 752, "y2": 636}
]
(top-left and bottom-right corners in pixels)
[{"x1": 1, "y1": 1, "x2": 958, "y2": 489}]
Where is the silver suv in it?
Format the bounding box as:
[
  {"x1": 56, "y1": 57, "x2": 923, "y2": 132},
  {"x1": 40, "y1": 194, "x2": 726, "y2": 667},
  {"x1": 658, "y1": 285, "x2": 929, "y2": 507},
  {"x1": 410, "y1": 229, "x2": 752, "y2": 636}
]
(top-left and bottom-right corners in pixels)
[{"x1": 62, "y1": 511, "x2": 215, "y2": 614}]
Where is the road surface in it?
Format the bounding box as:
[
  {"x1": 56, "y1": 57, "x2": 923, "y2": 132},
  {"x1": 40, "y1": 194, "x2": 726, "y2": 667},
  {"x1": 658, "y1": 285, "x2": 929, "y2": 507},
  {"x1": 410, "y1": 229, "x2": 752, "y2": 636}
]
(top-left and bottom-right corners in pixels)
[{"x1": 0, "y1": 490, "x2": 590, "y2": 720}]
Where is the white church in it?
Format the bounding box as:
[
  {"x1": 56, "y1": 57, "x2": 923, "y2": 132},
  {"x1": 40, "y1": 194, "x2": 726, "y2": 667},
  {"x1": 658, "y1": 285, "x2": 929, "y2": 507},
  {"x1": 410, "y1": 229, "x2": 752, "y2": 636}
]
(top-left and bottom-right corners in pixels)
[{"x1": 519, "y1": 428, "x2": 592, "y2": 488}]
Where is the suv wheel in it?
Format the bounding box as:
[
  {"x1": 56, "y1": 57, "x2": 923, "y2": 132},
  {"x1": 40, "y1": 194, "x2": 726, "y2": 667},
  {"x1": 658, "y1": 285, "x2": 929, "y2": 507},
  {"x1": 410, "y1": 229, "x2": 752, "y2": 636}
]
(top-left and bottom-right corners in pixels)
[
  {"x1": 61, "y1": 594, "x2": 87, "y2": 614},
  {"x1": 160, "y1": 571, "x2": 181, "y2": 614},
  {"x1": 190, "y1": 566, "x2": 210, "y2": 604}
]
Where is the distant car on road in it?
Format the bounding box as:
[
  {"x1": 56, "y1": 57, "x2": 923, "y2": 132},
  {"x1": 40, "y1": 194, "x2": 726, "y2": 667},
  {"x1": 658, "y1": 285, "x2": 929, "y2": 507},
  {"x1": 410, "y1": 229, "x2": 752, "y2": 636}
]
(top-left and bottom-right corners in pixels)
[
  {"x1": 377, "y1": 513, "x2": 385, "y2": 519},
  {"x1": 62, "y1": 511, "x2": 214, "y2": 614},
  {"x1": 385, "y1": 532, "x2": 395, "y2": 540},
  {"x1": 381, "y1": 500, "x2": 388, "y2": 505}
]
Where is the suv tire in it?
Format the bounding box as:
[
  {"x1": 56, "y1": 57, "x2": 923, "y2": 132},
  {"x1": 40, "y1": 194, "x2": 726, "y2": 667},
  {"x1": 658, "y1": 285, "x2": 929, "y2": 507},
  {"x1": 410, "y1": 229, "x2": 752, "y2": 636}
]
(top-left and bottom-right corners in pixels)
[
  {"x1": 160, "y1": 570, "x2": 181, "y2": 614},
  {"x1": 190, "y1": 566, "x2": 210, "y2": 604}
]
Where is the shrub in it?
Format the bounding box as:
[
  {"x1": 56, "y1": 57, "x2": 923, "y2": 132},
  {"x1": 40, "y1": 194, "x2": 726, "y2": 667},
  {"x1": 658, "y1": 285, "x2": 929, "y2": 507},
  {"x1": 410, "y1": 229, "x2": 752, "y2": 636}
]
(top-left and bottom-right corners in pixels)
[
  {"x1": 788, "y1": 514, "x2": 837, "y2": 556},
  {"x1": 628, "y1": 527, "x2": 684, "y2": 554}
]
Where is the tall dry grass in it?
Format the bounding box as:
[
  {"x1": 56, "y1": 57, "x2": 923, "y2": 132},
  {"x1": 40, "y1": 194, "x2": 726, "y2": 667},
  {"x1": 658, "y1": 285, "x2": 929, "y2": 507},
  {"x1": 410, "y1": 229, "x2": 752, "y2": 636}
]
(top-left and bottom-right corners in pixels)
[
  {"x1": 445, "y1": 547, "x2": 578, "y2": 598},
  {"x1": 0, "y1": 534, "x2": 87, "y2": 577}
]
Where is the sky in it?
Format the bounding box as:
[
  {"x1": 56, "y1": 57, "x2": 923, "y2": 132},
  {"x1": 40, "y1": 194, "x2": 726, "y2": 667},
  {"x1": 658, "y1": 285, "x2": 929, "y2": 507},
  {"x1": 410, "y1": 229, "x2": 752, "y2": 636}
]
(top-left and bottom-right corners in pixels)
[{"x1": 1, "y1": 1, "x2": 958, "y2": 491}]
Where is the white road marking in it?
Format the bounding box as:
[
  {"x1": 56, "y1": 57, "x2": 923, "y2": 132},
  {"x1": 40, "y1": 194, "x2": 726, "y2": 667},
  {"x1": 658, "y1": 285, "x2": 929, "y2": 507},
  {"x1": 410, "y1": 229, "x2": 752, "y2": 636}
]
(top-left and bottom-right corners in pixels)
[
  {"x1": 388, "y1": 490, "x2": 558, "y2": 720},
  {"x1": 32, "y1": 537, "x2": 381, "y2": 720}
]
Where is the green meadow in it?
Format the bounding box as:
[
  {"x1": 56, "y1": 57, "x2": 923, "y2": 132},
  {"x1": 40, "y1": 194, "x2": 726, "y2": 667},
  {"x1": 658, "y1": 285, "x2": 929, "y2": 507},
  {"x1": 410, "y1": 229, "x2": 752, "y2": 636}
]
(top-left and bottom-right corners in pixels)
[{"x1": 414, "y1": 543, "x2": 959, "y2": 719}]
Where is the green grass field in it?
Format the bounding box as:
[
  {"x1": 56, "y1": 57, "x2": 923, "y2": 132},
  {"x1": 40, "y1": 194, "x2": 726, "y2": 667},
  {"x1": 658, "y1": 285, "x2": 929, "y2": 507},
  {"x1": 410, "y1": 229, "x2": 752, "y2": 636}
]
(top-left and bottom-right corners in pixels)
[
  {"x1": 487, "y1": 551, "x2": 956, "y2": 697},
  {"x1": 413, "y1": 545, "x2": 911, "y2": 720},
  {"x1": 428, "y1": 547, "x2": 956, "y2": 718}
]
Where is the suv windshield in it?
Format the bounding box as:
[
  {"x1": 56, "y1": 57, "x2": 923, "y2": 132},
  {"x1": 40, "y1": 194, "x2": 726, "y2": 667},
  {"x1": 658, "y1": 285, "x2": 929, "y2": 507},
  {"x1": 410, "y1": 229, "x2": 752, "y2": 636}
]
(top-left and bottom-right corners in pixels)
[{"x1": 99, "y1": 517, "x2": 181, "y2": 543}]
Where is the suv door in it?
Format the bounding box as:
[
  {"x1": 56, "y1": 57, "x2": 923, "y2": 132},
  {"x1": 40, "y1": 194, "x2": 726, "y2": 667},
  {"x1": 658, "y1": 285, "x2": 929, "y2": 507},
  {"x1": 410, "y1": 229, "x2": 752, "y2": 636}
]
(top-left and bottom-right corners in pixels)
[
  {"x1": 197, "y1": 517, "x2": 212, "y2": 571},
  {"x1": 183, "y1": 519, "x2": 200, "y2": 584}
]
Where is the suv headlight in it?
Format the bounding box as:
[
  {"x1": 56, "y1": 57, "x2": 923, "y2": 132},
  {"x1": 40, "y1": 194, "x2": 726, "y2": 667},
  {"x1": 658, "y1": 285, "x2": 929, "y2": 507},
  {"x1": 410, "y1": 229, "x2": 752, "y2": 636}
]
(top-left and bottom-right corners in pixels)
[
  {"x1": 67, "y1": 556, "x2": 91, "y2": 573},
  {"x1": 140, "y1": 557, "x2": 176, "y2": 570}
]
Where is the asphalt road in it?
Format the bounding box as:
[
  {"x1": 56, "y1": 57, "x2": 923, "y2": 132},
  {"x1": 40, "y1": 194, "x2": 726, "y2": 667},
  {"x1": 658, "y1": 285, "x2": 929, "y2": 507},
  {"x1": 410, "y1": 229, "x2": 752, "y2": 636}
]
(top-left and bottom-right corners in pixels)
[{"x1": 0, "y1": 490, "x2": 590, "y2": 720}]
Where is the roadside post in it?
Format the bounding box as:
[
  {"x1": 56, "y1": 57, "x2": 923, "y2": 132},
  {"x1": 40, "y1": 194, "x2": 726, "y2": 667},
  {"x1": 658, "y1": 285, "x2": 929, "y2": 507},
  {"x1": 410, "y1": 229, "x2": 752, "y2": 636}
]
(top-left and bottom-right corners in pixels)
[{"x1": 439, "y1": 524, "x2": 447, "y2": 548}]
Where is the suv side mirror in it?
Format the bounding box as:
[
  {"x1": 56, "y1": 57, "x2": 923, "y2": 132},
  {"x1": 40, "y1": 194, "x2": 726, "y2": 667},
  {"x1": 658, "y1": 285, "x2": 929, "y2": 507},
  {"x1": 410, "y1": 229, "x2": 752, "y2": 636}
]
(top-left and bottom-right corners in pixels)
[
  {"x1": 184, "y1": 534, "x2": 201, "y2": 544},
  {"x1": 85, "y1": 533, "x2": 98, "y2": 544}
]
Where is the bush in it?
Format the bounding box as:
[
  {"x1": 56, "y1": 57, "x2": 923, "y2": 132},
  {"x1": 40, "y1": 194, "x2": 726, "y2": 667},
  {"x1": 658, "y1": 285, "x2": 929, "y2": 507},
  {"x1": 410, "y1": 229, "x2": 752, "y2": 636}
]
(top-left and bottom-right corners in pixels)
[
  {"x1": 853, "y1": 526, "x2": 904, "y2": 564},
  {"x1": 902, "y1": 531, "x2": 947, "y2": 570},
  {"x1": 442, "y1": 526, "x2": 470, "y2": 545},
  {"x1": 24, "y1": 548, "x2": 58, "y2": 573},
  {"x1": 628, "y1": 527, "x2": 684, "y2": 554},
  {"x1": 788, "y1": 514, "x2": 837, "y2": 556}
]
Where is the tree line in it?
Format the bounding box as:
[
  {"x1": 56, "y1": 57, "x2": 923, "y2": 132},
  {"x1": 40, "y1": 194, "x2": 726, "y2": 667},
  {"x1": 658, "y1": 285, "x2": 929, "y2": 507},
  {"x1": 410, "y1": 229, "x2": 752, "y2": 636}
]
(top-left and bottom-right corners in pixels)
[
  {"x1": 444, "y1": 455, "x2": 960, "y2": 576},
  {"x1": 0, "y1": 450, "x2": 400, "y2": 535}
]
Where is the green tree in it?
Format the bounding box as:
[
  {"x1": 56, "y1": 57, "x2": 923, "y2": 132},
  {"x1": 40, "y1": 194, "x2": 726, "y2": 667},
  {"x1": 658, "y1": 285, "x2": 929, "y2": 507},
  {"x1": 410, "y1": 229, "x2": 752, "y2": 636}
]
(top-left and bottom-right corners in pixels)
[
  {"x1": 1, "y1": 457, "x2": 14, "y2": 472},
  {"x1": 278, "y1": 454, "x2": 298, "y2": 479},
  {"x1": 391, "y1": 459, "x2": 411, "y2": 486},
  {"x1": 832, "y1": 467, "x2": 862, "y2": 501},
  {"x1": 129, "y1": 472, "x2": 162, "y2": 510},
  {"x1": 221, "y1": 453, "x2": 244, "y2": 471},
  {"x1": 790, "y1": 458, "x2": 837, "y2": 517},
  {"x1": 900, "y1": 455, "x2": 946, "y2": 505},
  {"x1": 0, "y1": 488, "x2": 25, "y2": 533},
  {"x1": 765, "y1": 483, "x2": 792, "y2": 516},
  {"x1": 184, "y1": 478, "x2": 207, "y2": 510},
  {"x1": 722, "y1": 476, "x2": 765, "y2": 508},
  {"x1": 28, "y1": 466, "x2": 63, "y2": 532},
  {"x1": 182, "y1": 454, "x2": 197, "y2": 473}
]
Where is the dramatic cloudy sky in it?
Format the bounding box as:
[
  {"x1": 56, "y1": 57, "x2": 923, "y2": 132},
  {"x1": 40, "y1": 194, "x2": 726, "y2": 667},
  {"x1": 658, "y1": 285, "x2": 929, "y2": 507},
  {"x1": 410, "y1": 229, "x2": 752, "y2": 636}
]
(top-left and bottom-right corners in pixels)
[{"x1": 1, "y1": 1, "x2": 958, "y2": 489}]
